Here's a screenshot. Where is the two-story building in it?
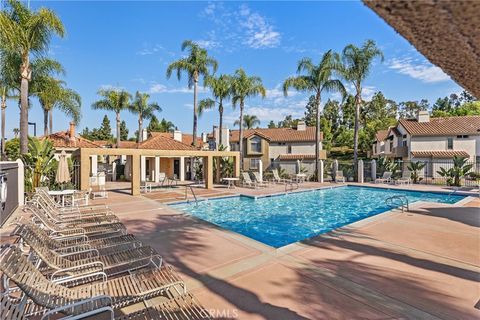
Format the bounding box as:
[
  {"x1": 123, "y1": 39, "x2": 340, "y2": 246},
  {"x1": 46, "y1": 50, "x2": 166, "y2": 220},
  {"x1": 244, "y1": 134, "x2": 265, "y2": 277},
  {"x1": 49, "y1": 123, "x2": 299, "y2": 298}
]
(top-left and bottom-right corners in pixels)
[
  {"x1": 372, "y1": 112, "x2": 480, "y2": 162},
  {"x1": 210, "y1": 121, "x2": 325, "y2": 174}
]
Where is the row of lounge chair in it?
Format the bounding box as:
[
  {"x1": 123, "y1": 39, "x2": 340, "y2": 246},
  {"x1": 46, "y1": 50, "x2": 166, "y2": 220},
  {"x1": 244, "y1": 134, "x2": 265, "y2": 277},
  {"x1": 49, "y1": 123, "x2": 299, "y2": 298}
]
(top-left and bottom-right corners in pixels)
[
  {"x1": 375, "y1": 171, "x2": 413, "y2": 185},
  {"x1": 241, "y1": 169, "x2": 300, "y2": 189},
  {"x1": 0, "y1": 188, "x2": 212, "y2": 319}
]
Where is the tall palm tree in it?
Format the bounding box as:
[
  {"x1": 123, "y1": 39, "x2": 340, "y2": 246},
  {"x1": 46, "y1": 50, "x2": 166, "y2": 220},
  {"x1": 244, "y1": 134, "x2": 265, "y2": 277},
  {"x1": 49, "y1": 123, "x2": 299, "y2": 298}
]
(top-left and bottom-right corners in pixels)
[
  {"x1": 231, "y1": 68, "x2": 266, "y2": 168},
  {"x1": 0, "y1": 0, "x2": 65, "y2": 154},
  {"x1": 0, "y1": 49, "x2": 18, "y2": 159},
  {"x1": 166, "y1": 40, "x2": 218, "y2": 147},
  {"x1": 234, "y1": 114, "x2": 260, "y2": 129},
  {"x1": 91, "y1": 89, "x2": 131, "y2": 148},
  {"x1": 129, "y1": 91, "x2": 161, "y2": 142},
  {"x1": 341, "y1": 40, "x2": 383, "y2": 163},
  {"x1": 283, "y1": 50, "x2": 346, "y2": 181},
  {"x1": 35, "y1": 77, "x2": 81, "y2": 135},
  {"x1": 198, "y1": 74, "x2": 232, "y2": 148}
]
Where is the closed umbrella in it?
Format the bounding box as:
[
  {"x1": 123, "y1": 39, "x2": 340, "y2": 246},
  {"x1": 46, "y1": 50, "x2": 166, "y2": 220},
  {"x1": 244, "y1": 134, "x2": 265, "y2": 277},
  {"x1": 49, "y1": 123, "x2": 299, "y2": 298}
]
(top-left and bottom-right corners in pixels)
[
  {"x1": 124, "y1": 156, "x2": 131, "y2": 181},
  {"x1": 55, "y1": 150, "x2": 71, "y2": 185}
]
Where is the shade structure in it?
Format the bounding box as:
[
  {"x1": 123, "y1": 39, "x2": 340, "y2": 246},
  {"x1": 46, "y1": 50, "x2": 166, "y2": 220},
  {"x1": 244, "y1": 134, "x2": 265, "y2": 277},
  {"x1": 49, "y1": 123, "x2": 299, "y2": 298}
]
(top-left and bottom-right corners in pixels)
[{"x1": 55, "y1": 150, "x2": 71, "y2": 184}]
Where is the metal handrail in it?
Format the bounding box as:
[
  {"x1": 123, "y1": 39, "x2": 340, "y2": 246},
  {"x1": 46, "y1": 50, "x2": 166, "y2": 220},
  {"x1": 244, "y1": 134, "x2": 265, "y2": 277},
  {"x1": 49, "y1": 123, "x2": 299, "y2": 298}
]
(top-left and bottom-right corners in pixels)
[
  {"x1": 385, "y1": 195, "x2": 409, "y2": 212},
  {"x1": 185, "y1": 185, "x2": 198, "y2": 206}
]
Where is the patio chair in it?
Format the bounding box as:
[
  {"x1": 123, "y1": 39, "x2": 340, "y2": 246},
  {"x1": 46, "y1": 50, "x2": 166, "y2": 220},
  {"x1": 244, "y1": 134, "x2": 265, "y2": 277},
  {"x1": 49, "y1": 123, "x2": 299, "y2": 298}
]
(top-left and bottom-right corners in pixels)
[
  {"x1": 0, "y1": 245, "x2": 205, "y2": 319},
  {"x1": 140, "y1": 180, "x2": 152, "y2": 193},
  {"x1": 90, "y1": 184, "x2": 108, "y2": 199},
  {"x1": 335, "y1": 170, "x2": 346, "y2": 183},
  {"x1": 272, "y1": 169, "x2": 292, "y2": 184},
  {"x1": 34, "y1": 188, "x2": 110, "y2": 215},
  {"x1": 242, "y1": 172, "x2": 263, "y2": 189},
  {"x1": 375, "y1": 171, "x2": 392, "y2": 184},
  {"x1": 395, "y1": 171, "x2": 412, "y2": 185},
  {"x1": 252, "y1": 172, "x2": 269, "y2": 188}
]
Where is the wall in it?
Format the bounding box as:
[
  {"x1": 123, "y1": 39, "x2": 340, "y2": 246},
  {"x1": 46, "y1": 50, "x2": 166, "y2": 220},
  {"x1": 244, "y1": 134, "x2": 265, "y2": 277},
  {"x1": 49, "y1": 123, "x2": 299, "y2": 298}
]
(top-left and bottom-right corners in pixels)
[
  {"x1": 0, "y1": 162, "x2": 20, "y2": 227},
  {"x1": 243, "y1": 135, "x2": 270, "y2": 171},
  {"x1": 410, "y1": 135, "x2": 478, "y2": 160}
]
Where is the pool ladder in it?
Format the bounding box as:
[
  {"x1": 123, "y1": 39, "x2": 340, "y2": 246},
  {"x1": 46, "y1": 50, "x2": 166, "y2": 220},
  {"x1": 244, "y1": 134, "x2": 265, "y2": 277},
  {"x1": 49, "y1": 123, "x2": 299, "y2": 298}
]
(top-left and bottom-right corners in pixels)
[
  {"x1": 185, "y1": 185, "x2": 199, "y2": 206},
  {"x1": 285, "y1": 181, "x2": 299, "y2": 193},
  {"x1": 385, "y1": 195, "x2": 409, "y2": 212}
]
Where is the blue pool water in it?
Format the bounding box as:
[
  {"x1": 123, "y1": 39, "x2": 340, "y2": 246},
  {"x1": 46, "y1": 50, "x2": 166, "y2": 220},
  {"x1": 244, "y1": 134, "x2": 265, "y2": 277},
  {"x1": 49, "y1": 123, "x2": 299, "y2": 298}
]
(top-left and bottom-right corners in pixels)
[{"x1": 171, "y1": 186, "x2": 465, "y2": 248}]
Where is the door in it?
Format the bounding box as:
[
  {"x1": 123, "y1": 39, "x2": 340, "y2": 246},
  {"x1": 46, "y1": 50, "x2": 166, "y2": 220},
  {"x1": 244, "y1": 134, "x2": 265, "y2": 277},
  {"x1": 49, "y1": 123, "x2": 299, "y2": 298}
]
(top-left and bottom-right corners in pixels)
[{"x1": 173, "y1": 159, "x2": 180, "y2": 178}]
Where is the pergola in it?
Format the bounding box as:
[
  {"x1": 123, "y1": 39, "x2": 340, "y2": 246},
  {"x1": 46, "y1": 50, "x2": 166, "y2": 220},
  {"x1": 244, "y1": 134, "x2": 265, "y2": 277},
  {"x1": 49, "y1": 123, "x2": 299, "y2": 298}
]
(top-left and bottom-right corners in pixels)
[
  {"x1": 73, "y1": 148, "x2": 240, "y2": 195},
  {"x1": 364, "y1": 0, "x2": 480, "y2": 98}
]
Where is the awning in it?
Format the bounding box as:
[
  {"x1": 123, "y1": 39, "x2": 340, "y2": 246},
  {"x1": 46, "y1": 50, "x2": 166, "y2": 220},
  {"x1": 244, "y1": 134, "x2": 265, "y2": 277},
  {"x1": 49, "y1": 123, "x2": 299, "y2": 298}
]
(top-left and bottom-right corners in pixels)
[{"x1": 411, "y1": 150, "x2": 470, "y2": 159}]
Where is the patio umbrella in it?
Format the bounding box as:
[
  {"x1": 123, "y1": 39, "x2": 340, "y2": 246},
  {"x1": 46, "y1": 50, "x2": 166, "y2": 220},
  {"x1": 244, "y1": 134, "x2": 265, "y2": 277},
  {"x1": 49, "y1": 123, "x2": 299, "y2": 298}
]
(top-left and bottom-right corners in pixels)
[
  {"x1": 297, "y1": 160, "x2": 301, "y2": 174},
  {"x1": 124, "y1": 156, "x2": 131, "y2": 181},
  {"x1": 55, "y1": 150, "x2": 71, "y2": 185}
]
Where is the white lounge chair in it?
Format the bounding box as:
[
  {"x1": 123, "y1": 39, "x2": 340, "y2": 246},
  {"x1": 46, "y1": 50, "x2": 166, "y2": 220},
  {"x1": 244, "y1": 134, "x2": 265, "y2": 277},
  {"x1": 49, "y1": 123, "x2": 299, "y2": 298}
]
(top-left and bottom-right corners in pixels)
[
  {"x1": 395, "y1": 171, "x2": 412, "y2": 185},
  {"x1": 140, "y1": 181, "x2": 153, "y2": 193},
  {"x1": 271, "y1": 169, "x2": 292, "y2": 184},
  {"x1": 375, "y1": 171, "x2": 392, "y2": 184},
  {"x1": 252, "y1": 172, "x2": 269, "y2": 188},
  {"x1": 335, "y1": 170, "x2": 346, "y2": 183},
  {"x1": 242, "y1": 172, "x2": 264, "y2": 189}
]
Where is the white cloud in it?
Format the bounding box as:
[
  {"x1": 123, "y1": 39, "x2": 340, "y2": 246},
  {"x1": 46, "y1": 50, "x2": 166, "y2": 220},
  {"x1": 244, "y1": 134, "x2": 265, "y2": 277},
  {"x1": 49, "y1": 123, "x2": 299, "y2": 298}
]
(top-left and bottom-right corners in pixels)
[
  {"x1": 362, "y1": 86, "x2": 376, "y2": 101},
  {"x1": 136, "y1": 43, "x2": 175, "y2": 57},
  {"x1": 99, "y1": 84, "x2": 124, "y2": 91},
  {"x1": 239, "y1": 4, "x2": 281, "y2": 49},
  {"x1": 388, "y1": 57, "x2": 450, "y2": 83},
  {"x1": 148, "y1": 82, "x2": 209, "y2": 94}
]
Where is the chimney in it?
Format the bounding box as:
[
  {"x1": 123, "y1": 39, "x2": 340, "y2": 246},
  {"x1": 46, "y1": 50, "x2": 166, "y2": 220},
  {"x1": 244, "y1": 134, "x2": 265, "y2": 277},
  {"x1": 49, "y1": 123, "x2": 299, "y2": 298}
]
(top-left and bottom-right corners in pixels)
[
  {"x1": 221, "y1": 126, "x2": 230, "y2": 150},
  {"x1": 142, "y1": 128, "x2": 148, "y2": 141},
  {"x1": 296, "y1": 121, "x2": 306, "y2": 131},
  {"x1": 68, "y1": 122, "x2": 76, "y2": 142},
  {"x1": 417, "y1": 110, "x2": 430, "y2": 123},
  {"x1": 173, "y1": 130, "x2": 182, "y2": 142},
  {"x1": 201, "y1": 132, "x2": 207, "y2": 143}
]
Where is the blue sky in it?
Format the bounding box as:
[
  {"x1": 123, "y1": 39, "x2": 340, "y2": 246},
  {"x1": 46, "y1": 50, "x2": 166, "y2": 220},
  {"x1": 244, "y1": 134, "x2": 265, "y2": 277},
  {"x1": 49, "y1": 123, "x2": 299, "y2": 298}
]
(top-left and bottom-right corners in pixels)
[{"x1": 5, "y1": 0, "x2": 462, "y2": 139}]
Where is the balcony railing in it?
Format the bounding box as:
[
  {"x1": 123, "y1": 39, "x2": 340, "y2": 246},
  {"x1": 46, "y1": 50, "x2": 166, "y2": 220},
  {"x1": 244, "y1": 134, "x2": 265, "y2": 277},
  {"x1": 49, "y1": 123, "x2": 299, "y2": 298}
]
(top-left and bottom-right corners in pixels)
[{"x1": 392, "y1": 146, "x2": 408, "y2": 158}]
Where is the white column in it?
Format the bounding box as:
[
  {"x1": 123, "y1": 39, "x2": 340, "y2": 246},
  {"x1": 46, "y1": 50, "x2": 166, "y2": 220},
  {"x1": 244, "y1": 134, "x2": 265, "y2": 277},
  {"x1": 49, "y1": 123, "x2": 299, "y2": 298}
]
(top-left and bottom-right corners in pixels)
[
  {"x1": 154, "y1": 156, "x2": 160, "y2": 183},
  {"x1": 371, "y1": 159, "x2": 377, "y2": 181},
  {"x1": 140, "y1": 156, "x2": 146, "y2": 182},
  {"x1": 90, "y1": 155, "x2": 97, "y2": 176},
  {"x1": 258, "y1": 159, "x2": 263, "y2": 181},
  {"x1": 112, "y1": 162, "x2": 117, "y2": 182},
  {"x1": 179, "y1": 157, "x2": 185, "y2": 181},
  {"x1": 16, "y1": 159, "x2": 24, "y2": 205},
  {"x1": 319, "y1": 160, "x2": 324, "y2": 183},
  {"x1": 358, "y1": 160, "x2": 364, "y2": 183}
]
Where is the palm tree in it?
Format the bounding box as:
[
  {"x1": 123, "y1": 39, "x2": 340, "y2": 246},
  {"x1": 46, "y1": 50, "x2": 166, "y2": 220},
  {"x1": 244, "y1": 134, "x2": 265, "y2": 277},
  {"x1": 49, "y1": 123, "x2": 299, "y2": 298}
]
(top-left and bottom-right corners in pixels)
[
  {"x1": 129, "y1": 91, "x2": 161, "y2": 142},
  {"x1": 198, "y1": 74, "x2": 232, "y2": 148},
  {"x1": 0, "y1": 0, "x2": 65, "y2": 154},
  {"x1": 166, "y1": 40, "x2": 218, "y2": 147},
  {"x1": 283, "y1": 50, "x2": 346, "y2": 181},
  {"x1": 231, "y1": 68, "x2": 266, "y2": 168},
  {"x1": 92, "y1": 89, "x2": 131, "y2": 148},
  {"x1": 36, "y1": 77, "x2": 81, "y2": 135},
  {"x1": 0, "y1": 50, "x2": 19, "y2": 159},
  {"x1": 341, "y1": 40, "x2": 383, "y2": 163},
  {"x1": 234, "y1": 114, "x2": 260, "y2": 129}
]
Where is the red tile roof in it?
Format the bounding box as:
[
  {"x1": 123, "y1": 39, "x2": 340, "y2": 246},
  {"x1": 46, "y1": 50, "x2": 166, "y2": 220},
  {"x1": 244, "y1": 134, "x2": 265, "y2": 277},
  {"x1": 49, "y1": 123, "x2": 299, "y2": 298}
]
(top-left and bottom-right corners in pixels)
[
  {"x1": 375, "y1": 130, "x2": 389, "y2": 142},
  {"x1": 411, "y1": 150, "x2": 470, "y2": 158},
  {"x1": 149, "y1": 132, "x2": 204, "y2": 148},
  {"x1": 138, "y1": 134, "x2": 196, "y2": 150},
  {"x1": 399, "y1": 116, "x2": 480, "y2": 136},
  {"x1": 278, "y1": 154, "x2": 319, "y2": 161},
  {"x1": 230, "y1": 127, "x2": 322, "y2": 143},
  {"x1": 42, "y1": 132, "x2": 102, "y2": 148}
]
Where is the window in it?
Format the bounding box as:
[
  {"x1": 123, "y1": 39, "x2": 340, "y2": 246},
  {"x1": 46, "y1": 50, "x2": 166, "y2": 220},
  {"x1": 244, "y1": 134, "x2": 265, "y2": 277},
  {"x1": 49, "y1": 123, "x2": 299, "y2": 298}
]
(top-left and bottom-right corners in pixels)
[
  {"x1": 287, "y1": 145, "x2": 292, "y2": 154},
  {"x1": 402, "y1": 140, "x2": 407, "y2": 147},
  {"x1": 250, "y1": 137, "x2": 262, "y2": 153},
  {"x1": 250, "y1": 158, "x2": 260, "y2": 169},
  {"x1": 457, "y1": 135, "x2": 469, "y2": 139},
  {"x1": 447, "y1": 138, "x2": 453, "y2": 150}
]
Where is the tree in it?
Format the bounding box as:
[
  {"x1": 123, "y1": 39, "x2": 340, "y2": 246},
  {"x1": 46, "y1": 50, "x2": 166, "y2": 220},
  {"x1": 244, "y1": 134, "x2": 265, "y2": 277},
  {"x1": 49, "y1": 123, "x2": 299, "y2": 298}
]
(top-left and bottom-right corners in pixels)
[
  {"x1": 120, "y1": 120, "x2": 129, "y2": 141},
  {"x1": 91, "y1": 89, "x2": 131, "y2": 147},
  {"x1": 80, "y1": 115, "x2": 113, "y2": 141},
  {"x1": 5, "y1": 137, "x2": 20, "y2": 160},
  {"x1": 277, "y1": 115, "x2": 300, "y2": 128},
  {"x1": 267, "y1": 120, "x2": 276, "y2": 128},
  {"x1": 198, "y1": 74, "x2": 232, "y2": 148},
  {"x1": 0, "y1": 0, "x2": 65, "y2": 154},
  {"x1": 0, "y1": 49, "x2": 18, "y2": 159},
  {"x1": 22, "y1": 137, "x2": 56, "y2": 192},
  {"x1": 35, "y1": 77, "x2": 81, "y2": 135},
  {"x1": 231, "y1": 68, "x2": 266, "y2": 168},
  {"x1": 129, "y1": 91, "x2": 161, "y2": 142},
  {"x1": 398, "y1": 100, "x2": 428, "y2": 119},
  {"x1": 166, "y1": 40, "x2": 218, "y2": 147},
  {"x1": 147, "y1": 116, "x2": 176, "y2": 133},
  {"x1": 340, "y1": 40, "x2": 383, "y2": 164},
  {"x1": 283, "y1": 50, "x2": 346, "y2": 181},
  {"x1": 234, "y1": 114, "x2": 260, "y2": 129}
]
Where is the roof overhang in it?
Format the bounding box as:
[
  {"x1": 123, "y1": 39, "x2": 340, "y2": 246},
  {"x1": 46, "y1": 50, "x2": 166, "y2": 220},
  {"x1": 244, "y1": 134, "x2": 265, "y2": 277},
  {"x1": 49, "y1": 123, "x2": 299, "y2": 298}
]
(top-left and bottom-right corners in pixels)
[{"x1": 364, "y1": 0, "x2": 480, "y2": 97}]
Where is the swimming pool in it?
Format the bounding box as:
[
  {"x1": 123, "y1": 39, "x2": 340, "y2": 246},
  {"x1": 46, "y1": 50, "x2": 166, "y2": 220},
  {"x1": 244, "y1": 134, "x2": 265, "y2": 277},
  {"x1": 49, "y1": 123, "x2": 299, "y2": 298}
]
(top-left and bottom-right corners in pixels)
[{"x1": 170, "y1": 186, "x2": 465, "y2": 248}]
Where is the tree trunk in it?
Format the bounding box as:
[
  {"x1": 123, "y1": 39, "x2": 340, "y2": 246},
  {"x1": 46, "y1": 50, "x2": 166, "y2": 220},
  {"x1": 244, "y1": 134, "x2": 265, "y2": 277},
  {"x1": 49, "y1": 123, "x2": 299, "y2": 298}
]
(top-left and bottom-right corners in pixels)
[
  {"x1": 192, "y1": 73, "x2": 198, "y2": 147},
  {"x1": 353, "y1": 86, "x2": 361, "y2": 164},
  {"x1": 239, "y1": 100, "x2": 244, "y2": 170},
  {"x1": 19, "y1": 56, "x2": 31, "y2": 154},
  {"x1": 1, "y1": 93, "x2": 6, "y2": 160},
  {"x1": 315, "y1": 92, "x2": 321, "y2": 182},
  {"x1": 116, "y1": 112, "x2": 121, "y2": 148},
  {"x1": 138, "y1": 116, "x2": 143, "y2": 142},
  {"x1": 49, "y1": 110, "x2": 53, "y2": 135},
  {"x1": 43, "y1": 109, "x2": 49, "y2": 136},
  {"x1": 218, "y1": 101, "x2": 223, "y2": 148}
]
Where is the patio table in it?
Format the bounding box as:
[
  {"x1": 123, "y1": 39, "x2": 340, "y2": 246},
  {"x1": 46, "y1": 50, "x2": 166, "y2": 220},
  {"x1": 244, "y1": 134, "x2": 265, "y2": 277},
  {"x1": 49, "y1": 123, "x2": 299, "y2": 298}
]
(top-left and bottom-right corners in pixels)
[
  {"x1": 48, "y1": 189, "x2": 75, "y2": 207},
  {"x1": 223, "y1": 177, "x2": 240, "y2": 189},
  {"x1": 294, "y1": 173, "x2": 307, "y2": 183}
]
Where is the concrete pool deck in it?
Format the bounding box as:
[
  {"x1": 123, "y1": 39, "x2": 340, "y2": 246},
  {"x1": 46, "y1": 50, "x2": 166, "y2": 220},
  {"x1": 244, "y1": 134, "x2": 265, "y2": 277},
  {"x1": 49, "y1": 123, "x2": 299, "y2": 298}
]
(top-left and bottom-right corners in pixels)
[
  {"x1": 86, "y1": 182, "x2": 479, "y2": 319},
  {"x1": 0, "y1": 182, "x2": 478, "y2": 319}
]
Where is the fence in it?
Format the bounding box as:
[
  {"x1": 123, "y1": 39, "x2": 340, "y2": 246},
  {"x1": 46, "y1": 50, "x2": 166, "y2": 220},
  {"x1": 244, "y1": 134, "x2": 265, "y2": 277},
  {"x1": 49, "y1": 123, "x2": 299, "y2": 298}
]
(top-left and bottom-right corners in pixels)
[
  {"x1": 24, "y1": 162, "x2": 81, "y2": 192},
  {"x1": 0, "y1": 162, "x2": 19, "y2": 227}
]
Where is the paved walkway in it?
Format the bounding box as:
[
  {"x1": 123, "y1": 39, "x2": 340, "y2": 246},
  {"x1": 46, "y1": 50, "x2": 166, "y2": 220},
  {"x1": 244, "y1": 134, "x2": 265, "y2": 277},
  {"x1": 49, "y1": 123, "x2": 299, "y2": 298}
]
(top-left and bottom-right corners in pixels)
[{"x1": 89, "y1": 183, "x2": 480, "y2": 320}]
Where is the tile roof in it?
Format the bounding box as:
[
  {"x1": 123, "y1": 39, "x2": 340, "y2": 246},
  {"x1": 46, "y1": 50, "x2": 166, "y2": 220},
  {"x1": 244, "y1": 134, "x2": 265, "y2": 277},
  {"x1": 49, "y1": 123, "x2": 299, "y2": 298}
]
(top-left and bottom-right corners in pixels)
[
  {"x1": 42, "y1": 132, "x2": 102, "y2": 149},
  {"x1": 137, "y1": 133, "x2": 196, "y2": 150},
  {"x1": 230, "y1": 127, "x2": 322, "y2": 143},
  {"x1": 278, "y1": 154, "x2": 318, "y2": 161},
  {"x1": 411, "y1": 150, "x2": 470, "y2": 158},
  {"x1": 375, "y1": 130, "x2": 389, "y2": 141},
  {"x1": 149, "y1": 132, "x2": 204, "y2": 148},
  {"x1": 92, "y1": 140, "x2": 139, "y2": 148},
  {"x1": 398, "y1": 116, "x2": 480, "y2": 136}
]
